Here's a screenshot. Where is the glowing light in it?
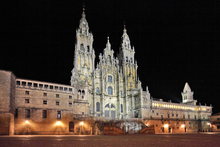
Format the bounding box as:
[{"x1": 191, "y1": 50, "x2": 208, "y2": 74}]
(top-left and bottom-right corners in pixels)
[
  {"x1": 164, "y1": 124, "x2": 169, "y2": 128},
  {"x1": 181, "y1": 124, "x2": 185, "y2": 128},
  {"x1": 207, "y1": 122, "x2": 211, "y2": 126},
  {"x1": 145, "y1": 123, "x2": 149, "y2": 127},
  {"x1": 55, "y1": 121, "x2": 62, "y2": 126},
  {"x1": 79, "y1": 121, "x2": 84, "y2": 126},
  {"x1": 25, "y1": 120, "x2": 30, "y2": 124}
]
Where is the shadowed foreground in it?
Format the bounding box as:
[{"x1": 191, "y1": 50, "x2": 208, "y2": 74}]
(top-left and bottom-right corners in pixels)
[{"x1": 0, "y1": 133, "x2": 220, "y2": 147}]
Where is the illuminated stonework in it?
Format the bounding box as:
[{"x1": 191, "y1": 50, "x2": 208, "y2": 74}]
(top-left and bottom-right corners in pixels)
[{"x1": 0, "y1": 9, "x2": 212, "y2": 135}]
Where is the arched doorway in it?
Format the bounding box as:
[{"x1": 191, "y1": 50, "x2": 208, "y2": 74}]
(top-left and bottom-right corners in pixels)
[
  {"x1": 69, "y1": 122, "x2": 74, "y2": 132},
  {"x1": 104, "y1": 103, "x2": 116, "y2": 119}
]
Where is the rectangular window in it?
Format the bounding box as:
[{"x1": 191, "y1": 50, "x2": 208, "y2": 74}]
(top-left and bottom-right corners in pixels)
[
  {"x1": 50, "y1": 85, "x2": 53, "y2": 89},
  {"x1": 33, "y1": 83, "x2": 38, "y2": 87},
  {"x1": 28, "y1": 82, "x2": 32, "y2": 87},
  {"x1": 55, "y1": 86, "x2": 58, "y2": 90},
  {"x1": 56, "y1": 94, "x2": 59, "y2": 98},
  {"x1": 42, "y1": 110, "x2": 47, "y2": 118},
  {"x1": 188, "y1": 115, "x2": 190, "y2": 119},
  {"x1": 57, "y1": 111, "x2": 61, "y2": 119},
  {"x1": 69, "y1": 102, "x2": 72, "y2": 106},
  {"x1": 69, "y1": 95, "x2": 72, "y2": 99},
  {"x1": 16, "y1": 81, "x2": 20, "y2": 85},
  {"x1": 172, "y1": 114, "x2": 174, "y2": 117},
  {"x1": 15, "y1": 109, "x2": 18, "y2": 118},
  {"x1": 25, "y1": 99, "x2": 30, "y2": 104},
  {"x1": 167, "y1": 114, "x2": 170, "y2": 118},
  {"x1": 44, "y1": 85, "x2": 48, "y2": 88},
  {"x1": 56, "y1": 101, "x2": 60, "y2": 106},
  {"x1": 43, "y1": 93, "x2": 47, "y2": 96},
  {"x1": 69, "y1": 88, "x2": 72, "y2": 92},
  {"x1": 59, "y1": 87, "x2": 63, "y2": 90},
  {"x1": 161, "y1": 115, "x2": 163, "y2": 119},
  {"x1": 22, "y1": 81, "x2": 26, "y2": 86},
  {"x1": 39, "y1": 84, "x2": 43, "y2": 88},
  {"x1": 25, "y1": 91, "x2": 30, "y2": 95},
  {"x1": 43, "y1": 100, "x2": 47, "y2": 105},
  {"x1": 64, "y1": 87, "x2": 68, "y2": 91},
  {"x1": 25, "y1": 109, "x2": 30, "y2": 118},
  {"x1": 176, "y1": 114, "x2": 178, "y2": 117}
]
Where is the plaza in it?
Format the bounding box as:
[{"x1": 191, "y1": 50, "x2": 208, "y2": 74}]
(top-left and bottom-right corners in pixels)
[{"x1": 0, "y1": 133, "x2": 220, "y2": 147}]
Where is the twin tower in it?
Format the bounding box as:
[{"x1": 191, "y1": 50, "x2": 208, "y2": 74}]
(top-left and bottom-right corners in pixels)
[{"x1": 70, "y1": 9, "x2": 141, "y2": 119}]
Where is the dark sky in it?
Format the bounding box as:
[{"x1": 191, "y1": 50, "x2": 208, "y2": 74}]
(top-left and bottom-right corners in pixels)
[{"x1": 1, "y1": 0, "x2": 219, "y2": 113}]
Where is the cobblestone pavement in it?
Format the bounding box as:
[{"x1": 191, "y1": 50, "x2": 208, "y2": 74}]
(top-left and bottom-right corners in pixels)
[{"x1": 0, "y1": 133, "x2": 220, "y2": 147}]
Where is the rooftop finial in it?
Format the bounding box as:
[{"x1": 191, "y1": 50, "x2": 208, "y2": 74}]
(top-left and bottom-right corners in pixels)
[
  {"x1": 82, "y1": 4, "x2": 86, "y2": 18},
  {"x1": 106, "y1": 36, "x2": 111, "y2": 49},
  {"x1": 123, "y1": 24, "x2": 127, "y2": 33}
]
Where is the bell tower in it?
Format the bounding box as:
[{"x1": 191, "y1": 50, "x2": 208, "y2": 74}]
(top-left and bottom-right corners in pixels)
[
  {"x1": 71, "y1": 8, "x2": 95, "y2": 86},
  {"x1": 118, "y1": 26, "x2": 138, "y2": 90}
]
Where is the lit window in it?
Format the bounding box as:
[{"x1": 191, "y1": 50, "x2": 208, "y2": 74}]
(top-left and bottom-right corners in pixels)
[
  {"x1": 107, "y1": 86, "x2": 113, "y2": 95},
  {"x1": 25, "y1": 99, "x2": 30, "y2": 103},
  {"x1": 57, "y1": 111, "x2": 61, "y2": 119}
]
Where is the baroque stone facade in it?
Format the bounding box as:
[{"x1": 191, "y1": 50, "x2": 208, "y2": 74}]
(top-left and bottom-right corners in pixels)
[{"x1": 0, "y1": 10, "x2": 212, "y2": 135}]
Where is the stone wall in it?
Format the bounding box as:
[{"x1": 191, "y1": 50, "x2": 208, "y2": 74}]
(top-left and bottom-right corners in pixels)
[{"x1": 0, "y1": 70, "x2": 15, "y2": 135}]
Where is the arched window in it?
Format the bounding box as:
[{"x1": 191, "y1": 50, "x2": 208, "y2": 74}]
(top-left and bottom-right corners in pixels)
[
  {"x1": 82, "y1": 90, "x2": 85, "y2": 95},
  {"x1": 87, "y1": 46, "x2": 90, "y2": 52},
  {"x1": 108, "y1": 75, "x2": 113, "y2": 83},
  {"x1": 78, "y1": 90, "x2": 81, "y2": 94},
  {"x1": 130, "y1": 58, "x2": 133, "y2": 63},
  {"x1": 96, "y1": 87, "x2": 100, "y2": 94},
  {"x1": 121, "y1": 104, "x2": 123, "y2": 113},
  {"x1": 126, "y1": 56, "x2": 128, "y2": 62},
  {"x1": 80, "y1": 44, "x2": 84, "y2": 51},
  {"x1": 107, "y1": 86, "x2": 113, "y2": 95},
  {"x1": 96, "y1": 102, "x2": 100, "y2": 112}
]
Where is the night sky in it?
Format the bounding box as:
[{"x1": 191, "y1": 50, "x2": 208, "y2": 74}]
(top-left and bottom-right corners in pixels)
[{"x1": 1, "y1": 0, "x2": 219, "y2": 113}]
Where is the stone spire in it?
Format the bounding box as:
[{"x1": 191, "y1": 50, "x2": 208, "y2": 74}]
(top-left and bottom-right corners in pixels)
[
  {"x1": 121, "y1": 25, "x2": 131, "y2": 50},
  {"x1": 78, "y1": 6, "x2": 89, "y2": 35},
  {"x1": 183, "y1": 82, "x2": 191, "y2": 93},
  {"x1": 106, "y1": 36, "x2": 111, "y2": 49}
]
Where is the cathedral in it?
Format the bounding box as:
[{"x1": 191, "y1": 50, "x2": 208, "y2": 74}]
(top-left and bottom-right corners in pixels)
[
  {"x1": 0, "y1": 9, "x2": 212, "y2": 135},
  {"x1": 70, "y1": 9, "x2": 142, "y2": 120}
]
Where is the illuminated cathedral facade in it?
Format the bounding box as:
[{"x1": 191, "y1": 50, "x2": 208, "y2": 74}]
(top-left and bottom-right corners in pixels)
[{"x1": 0, "y1": 9, "x2": 212, "y2": 135}]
